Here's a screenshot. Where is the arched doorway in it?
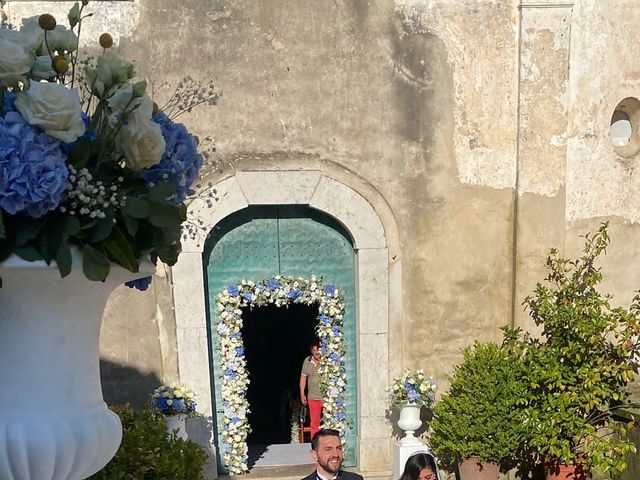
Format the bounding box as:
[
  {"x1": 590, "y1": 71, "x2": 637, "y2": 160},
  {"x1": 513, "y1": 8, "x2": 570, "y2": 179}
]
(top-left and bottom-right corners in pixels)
[{"x1": 204, "y1": 205, "x2": 357, "y2": 473}]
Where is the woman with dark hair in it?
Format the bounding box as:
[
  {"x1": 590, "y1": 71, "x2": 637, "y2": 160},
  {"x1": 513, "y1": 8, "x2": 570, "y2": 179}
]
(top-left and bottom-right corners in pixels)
[{"x1": 399, "y1": 452, "x2": 443, "y2": 480}]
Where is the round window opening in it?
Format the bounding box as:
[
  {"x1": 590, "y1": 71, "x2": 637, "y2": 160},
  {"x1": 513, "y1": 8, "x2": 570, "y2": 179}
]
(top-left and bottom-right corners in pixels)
[{"x1": 610, "y1": 97, "x2": 640, "y2": 158}]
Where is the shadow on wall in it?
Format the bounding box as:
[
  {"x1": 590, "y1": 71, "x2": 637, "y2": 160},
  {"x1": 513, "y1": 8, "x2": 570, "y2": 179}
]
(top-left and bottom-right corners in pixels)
[{"x1": 100, "y1": 358, "x2": 162, "y2": 409}]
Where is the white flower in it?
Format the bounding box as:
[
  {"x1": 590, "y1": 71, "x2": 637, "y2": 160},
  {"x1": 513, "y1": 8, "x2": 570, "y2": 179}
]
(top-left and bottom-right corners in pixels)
[
  {"x1": 116, "y1": 118, "x2": 165, "y2": 171},
  {"x1": 15, "y1": 82, "x2": 85, "y2": 142},
  {"x1": 12, "y1": 17, "x2": 44, "y2": 52},
  {"x1": 46, "y1": 25, "x2": 78, "y2": 53},
  {"x1": 108, "y1": 86, "x2": 153, "y2": 123},
  {"x1": 0, "y1": 37, "x2": 33, "y2": 87},
  {"x1": 31, "y1": 55, "x2": 56, "y2": 81}
]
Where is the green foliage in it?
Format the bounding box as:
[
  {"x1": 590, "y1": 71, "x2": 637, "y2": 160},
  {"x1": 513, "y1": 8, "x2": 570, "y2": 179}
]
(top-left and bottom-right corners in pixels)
[
  {"x1": 430, "y1": 342, "x2": 528, "y2": 471},
  {"x1": 89, "y1": 405, "x2": 207, "y2": 480},
  {"x1": 504, "y1": 223, "x2": 640, "y2": 476}
]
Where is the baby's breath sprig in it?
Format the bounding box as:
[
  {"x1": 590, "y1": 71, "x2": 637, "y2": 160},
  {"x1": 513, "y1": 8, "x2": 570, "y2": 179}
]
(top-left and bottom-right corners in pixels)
[
  {"x1": 60, "y1": 166, "x2": 125, "y2": 221},
  {"x1": 156, "y1": 76, "x2": 220, "y2": 121}
]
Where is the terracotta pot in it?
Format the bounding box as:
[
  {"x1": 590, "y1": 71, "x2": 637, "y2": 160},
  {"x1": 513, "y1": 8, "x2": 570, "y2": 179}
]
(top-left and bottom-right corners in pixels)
[
  {"x1": 0, "y1": 252, "x2": 152, "y2": 480},
  {"x1": 544, "y1": 461, "x2": 592, "y2": 480},
  {"x1": 458, "y1": 457, "x2": 500, "y2": 480}
]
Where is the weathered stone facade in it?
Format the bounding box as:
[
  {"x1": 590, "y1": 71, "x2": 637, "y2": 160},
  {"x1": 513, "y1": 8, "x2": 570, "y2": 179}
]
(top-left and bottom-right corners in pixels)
[{"x1": 4, "y1": 1, "x2": 640, "y2": 478}]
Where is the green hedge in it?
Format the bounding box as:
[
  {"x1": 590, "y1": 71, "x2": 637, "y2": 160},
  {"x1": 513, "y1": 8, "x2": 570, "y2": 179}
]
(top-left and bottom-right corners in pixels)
[{"x1": 89, "y1": 405, "x2": 207, "y2": 480}]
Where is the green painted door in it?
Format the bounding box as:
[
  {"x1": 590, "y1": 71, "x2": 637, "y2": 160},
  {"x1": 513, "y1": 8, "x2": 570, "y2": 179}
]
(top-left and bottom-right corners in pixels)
[{"x1": 204, "y1": 206, "x2": 358, "y2": 470}]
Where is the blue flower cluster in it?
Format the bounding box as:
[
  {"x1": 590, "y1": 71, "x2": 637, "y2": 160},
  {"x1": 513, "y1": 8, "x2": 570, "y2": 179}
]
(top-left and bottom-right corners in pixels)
[
  {"x1": 0, "y1": 111, "x2": 68, "y2": 218},
  {"x1": 125, "y1": 276, "x2": 153, "y2": 291},
  {"x1": 142, "y1": 112, "x2": 202, "y2": 205}
]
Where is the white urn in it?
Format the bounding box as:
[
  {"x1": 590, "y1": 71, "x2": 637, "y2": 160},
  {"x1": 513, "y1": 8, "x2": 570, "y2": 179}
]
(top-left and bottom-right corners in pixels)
[
  {"x1": 397, "y1": 403, "x2": 423, "y2": 446},
  {"x1": 0, "y1": 252, "x2": 152, "y2": 480}
]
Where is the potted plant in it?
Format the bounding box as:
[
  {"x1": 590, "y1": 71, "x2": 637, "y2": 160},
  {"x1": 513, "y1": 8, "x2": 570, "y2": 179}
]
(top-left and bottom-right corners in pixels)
[
  {"x1": 151, "y1": 384, "x2": 198, "y2": 441},
  {"x1": 387, "y1": 369, "x2": 437, "y2": 445},
  {"x1": 430, "y1": 342, "x2": 528, "y2": 480},
  {"x1": 504, "y1": 223, "x2": 640, "y2": 479}
]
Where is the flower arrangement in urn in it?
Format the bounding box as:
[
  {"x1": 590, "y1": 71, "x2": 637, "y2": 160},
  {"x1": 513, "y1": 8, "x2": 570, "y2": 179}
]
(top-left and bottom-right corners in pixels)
[
  {"x1": 0, "y1": 1, "x2": 217, "y2": 286},
  {"x1": 388, "y1": 368, "x2": 437, "y2": 409},
  {"x1": 151, "y1": 384, "x2": 197, "y2": 417}
]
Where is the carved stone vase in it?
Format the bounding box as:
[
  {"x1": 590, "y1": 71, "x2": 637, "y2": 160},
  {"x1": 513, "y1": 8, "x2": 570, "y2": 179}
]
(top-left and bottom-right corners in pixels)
[
  {"x1": 397, "y1": 403, "x2": 423, "y2": 445},
  {"x1": 0, "y1": 253, "x2": 152, "y2": 480},
  {"x1": 165, "y1": 413, "x2": 188, "y2": 441}
]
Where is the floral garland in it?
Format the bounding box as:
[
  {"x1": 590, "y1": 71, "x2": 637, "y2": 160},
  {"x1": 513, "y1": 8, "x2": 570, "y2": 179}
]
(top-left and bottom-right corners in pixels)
[{"x1": 215, "y1": 275, "x2": 347, "y2": 475}]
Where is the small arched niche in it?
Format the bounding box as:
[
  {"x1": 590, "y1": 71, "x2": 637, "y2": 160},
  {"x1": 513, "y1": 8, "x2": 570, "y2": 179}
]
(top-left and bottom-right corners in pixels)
[{"x1": 610, "y1": 97, "x2": 640, "y2": 158}]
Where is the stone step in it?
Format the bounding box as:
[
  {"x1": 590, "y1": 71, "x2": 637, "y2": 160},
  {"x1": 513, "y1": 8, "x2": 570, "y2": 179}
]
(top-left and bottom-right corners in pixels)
[{"x1": 217, "y1": 466, "x2": 392, "y2": 480}]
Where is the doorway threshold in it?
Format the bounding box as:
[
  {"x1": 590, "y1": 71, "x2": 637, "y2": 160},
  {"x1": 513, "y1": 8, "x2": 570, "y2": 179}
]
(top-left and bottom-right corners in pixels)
[
  {"x1": 218, "y1": 464, "x2": 315, "y2": 480},
  {"x1": 248, "y1": 443, "x2": 314, "y2": 468}
]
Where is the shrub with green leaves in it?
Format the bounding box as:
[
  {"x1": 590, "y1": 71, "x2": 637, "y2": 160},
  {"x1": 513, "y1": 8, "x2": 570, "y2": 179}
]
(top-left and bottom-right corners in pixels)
[
  {"x1": 430, "y1": 341, "x2": 528, "y2": 472},
  {"x1": 504, "y1": 223, "x2": 640, "y2": 476},
  {"x1": 89, "y1": 404, "x2": 207, "y2": 480}
]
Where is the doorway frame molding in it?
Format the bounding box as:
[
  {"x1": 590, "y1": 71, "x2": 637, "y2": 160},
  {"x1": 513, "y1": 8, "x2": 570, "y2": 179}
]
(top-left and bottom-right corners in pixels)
[{"x1": 171, "y1": 169, "x2": 401, "y2": 476}]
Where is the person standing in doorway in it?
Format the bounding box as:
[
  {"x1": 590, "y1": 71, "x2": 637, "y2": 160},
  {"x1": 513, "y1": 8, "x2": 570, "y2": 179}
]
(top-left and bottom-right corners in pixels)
[{"x1": 300, "y1": 339, "x2": 323, "y2": 440}]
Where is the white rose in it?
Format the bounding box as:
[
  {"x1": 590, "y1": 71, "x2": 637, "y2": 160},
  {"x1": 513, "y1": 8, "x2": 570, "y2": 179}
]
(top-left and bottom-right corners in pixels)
[
  {"x1": 46, "y1": 26, "x2": 78, "y2": 53},
  {"x1": 108, "y1": 86, "x2": 153, "y2": 123},
  {"x1": 0, "y1": 38, "x2": 33, "y2": 86},
  {"x1": 15, "y1": 82, "x2": 85, "y2": 142},
  {"x1": 18, "y1": 16, "x2": 45, "y2": 52},
  {"x1": 31, "y1": 55, "x2": 56, "y2": 81},
  {"x1": 116, "y1": 118, "x2": 165, "y2": 170}
]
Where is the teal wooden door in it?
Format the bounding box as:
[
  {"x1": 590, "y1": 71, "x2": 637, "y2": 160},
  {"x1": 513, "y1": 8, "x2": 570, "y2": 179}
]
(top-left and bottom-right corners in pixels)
[{"x1": 204, "y1": 206, "x2": 358, "y2": 469}]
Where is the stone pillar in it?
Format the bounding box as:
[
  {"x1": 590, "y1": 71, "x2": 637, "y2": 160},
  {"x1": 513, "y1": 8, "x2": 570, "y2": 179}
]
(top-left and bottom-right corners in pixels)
[{"x1": 513, "y1": 0, "x2": 574, "y2": 330}]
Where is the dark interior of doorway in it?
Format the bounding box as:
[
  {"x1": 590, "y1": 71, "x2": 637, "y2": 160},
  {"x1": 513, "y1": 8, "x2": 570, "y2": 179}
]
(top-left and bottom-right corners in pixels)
[{"x1": 242, "y1": 303, "x2": 318, "y2": 446}]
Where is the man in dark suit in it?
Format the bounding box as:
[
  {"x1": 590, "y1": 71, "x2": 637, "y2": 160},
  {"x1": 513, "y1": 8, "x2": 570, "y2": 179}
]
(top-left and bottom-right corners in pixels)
[{"x1": 301, "y1": 429, "x2": 364, "y2": 480}]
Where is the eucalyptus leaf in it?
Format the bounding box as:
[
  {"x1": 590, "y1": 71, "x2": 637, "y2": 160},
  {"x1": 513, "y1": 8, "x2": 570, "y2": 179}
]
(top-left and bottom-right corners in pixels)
[
  {"x1": 55, "y1": 244, "x2": 73, "y2": 278},
  {"x1": 148, "y1": 203, "x2": 182, "y2": 228},
  {"x1": 122, "y1": 196, "x2": 150, "y2": 219},
  {"x1": 86, "y1": 217, "x2": 116, "y2": 243},
  {"x1": 82, "y1": 245, "x2": 110, "y2": 282},
  {"x1": 103, "y1": 226, "x2": 138, "y2": 272},
  {"x1": 15, "y1": 245, "x2": 44, "y2": 262},
  {"x1": 149, "y1": 181, "x2": 177, "y2": 203}
]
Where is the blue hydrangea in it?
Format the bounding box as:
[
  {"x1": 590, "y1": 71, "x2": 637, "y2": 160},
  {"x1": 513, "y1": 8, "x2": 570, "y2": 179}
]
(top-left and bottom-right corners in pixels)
[
  {"x1": 335, "y1": 399, "x2": 344, "y2": 408},
  {"x1": 325, "y1": 285, "x2": 336, "y2": 295},
  {"x1": 0, "y1": 111, "x2": 69, "y2": 218},
  {"x1": 173, "y1": 399, "x2": 185, "y2": 410},
  {"x1": 267, "y1": 278, "x2": 279, "y2": 291},
  {"x1": 2, "y1": 92, "x2": 16, "y2": 115},
  {"x1": 320, "y1": 315, "x2": 331, "y2": 325},
  {"x1": 125, "y1": 276, "x2": 153, "y2": 291},
  {"x1": 227, "y1": 285, "x2": 239, "y2": 296},
  {"x1": 288, "y1": 288, "x2": 301, "y2": 300},
  {"x1": 235, "y1": 346, "x2": 244, "y2": 357},
  {"x1": 152, "y1": 396, "x2": 169, "y2": 410},
  {"x1": 330, "y1": 352, "x2": 340, "y2": 362},
  {"x1": 407, "y1": 389, "x2": 420, "y2": 402},
  {"x1": 241, "y1": 292, "x2": 253, "y2": 301},
  {"x1": 331, "y1": 326, "x2": 340, "y2": 336},
  {"x1": 141, "y1": 112, "x2": 202, "y2": 205}
]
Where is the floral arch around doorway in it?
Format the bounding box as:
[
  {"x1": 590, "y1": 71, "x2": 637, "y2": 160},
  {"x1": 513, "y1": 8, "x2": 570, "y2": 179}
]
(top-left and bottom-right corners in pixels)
[{"x1": 215, "y1": 275, "x2": 347, "y2": 474}]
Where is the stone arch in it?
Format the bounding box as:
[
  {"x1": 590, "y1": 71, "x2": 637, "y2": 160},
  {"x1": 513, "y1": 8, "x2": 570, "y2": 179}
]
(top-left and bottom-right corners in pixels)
[{"x1": 171, "y1": 170, "x2": 400, "y2": 475}]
